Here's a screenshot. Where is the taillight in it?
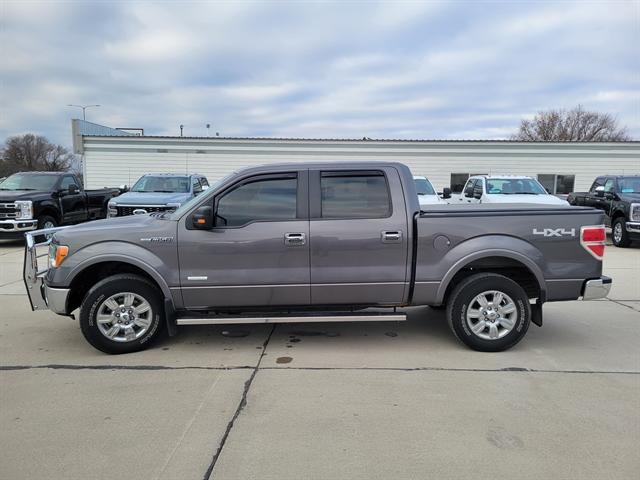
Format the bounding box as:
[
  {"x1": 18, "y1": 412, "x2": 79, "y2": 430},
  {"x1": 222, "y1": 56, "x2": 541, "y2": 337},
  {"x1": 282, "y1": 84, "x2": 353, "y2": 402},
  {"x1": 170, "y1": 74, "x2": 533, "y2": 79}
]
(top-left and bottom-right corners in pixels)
[{"x1": 581, "y1": 225, "x2": 606, "y2": 260}]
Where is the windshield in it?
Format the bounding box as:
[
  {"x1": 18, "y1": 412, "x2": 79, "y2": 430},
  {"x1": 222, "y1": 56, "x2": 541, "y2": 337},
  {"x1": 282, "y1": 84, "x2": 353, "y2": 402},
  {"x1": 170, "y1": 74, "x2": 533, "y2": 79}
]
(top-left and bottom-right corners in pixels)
[
  {"x1": 486, "y1": 178, "x2": 547, "y2": 195},
  {"x1": 617, "y1": 177, "x2": 640, "y2": 194},
  {"x1": 0, "y1": 173, "x2": 59, "y2": 191},
  {"x1": 167, "y1": 172, "x2": 237, "y2": 219},
  {"x1": 414, "y1": 178, "x2": 436, "y2": 195},
  {"x1": 131, "y1": 175, "x2": 190, "y2": 193}
]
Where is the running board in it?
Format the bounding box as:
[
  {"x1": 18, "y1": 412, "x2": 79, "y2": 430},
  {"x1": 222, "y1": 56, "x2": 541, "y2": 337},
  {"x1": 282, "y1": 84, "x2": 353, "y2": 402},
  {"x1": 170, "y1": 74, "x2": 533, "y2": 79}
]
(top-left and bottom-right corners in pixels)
[{"x1": 176, "y1": 312, "x2": 406, "y2": 326}]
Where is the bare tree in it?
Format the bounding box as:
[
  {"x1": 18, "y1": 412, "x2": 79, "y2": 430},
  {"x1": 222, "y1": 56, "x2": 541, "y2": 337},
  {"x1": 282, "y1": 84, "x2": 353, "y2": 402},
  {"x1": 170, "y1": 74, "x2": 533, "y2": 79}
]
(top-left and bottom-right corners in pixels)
[
  {"x1": 1, "y1": 134, "x2": 74, "y2": 176},
  {"x1": 511, "y1": 105, "x2": 631, "y2": 142}
]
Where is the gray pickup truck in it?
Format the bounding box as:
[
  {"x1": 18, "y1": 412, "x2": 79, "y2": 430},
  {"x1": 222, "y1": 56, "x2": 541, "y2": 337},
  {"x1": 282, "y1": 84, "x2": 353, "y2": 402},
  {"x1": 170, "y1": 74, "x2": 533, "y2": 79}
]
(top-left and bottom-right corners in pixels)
[
  {"x1": 107, "y1": 173, "x2": 210, "y2": 218},
  {"x1": 24, "y1": 162, "x2": 611, "y2": 354}
]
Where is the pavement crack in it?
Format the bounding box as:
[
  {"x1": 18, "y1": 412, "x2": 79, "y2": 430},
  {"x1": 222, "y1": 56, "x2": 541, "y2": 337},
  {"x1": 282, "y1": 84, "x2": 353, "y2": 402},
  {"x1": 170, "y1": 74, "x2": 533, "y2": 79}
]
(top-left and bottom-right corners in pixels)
[
  {"x1": 606, "y1": 299, "x2": 639, "y2": 311},
  {"x1": 2, "y1": 364, "x2": 637, "y2": 376},
  {"x1": 203, "y1": 324, "x2": 276, "y2": 480},
  {"x1": 0, "y1": 364, "x2": 254, "y2": 371},
  {"x1": 259, "y1": 366, "x2": 640, "y2": 375},
  {"x1": 154, "y1": 371, "x2": 225, "y2": 480}
]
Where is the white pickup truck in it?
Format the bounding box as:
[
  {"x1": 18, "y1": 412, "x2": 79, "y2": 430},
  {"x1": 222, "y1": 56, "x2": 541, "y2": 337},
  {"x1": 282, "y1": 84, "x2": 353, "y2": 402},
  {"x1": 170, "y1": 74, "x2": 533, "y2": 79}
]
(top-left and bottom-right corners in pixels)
[
  {"x1": 451, "y1": 175, "x2": 569, "y2": 205},
  {"x1": 413, "y1": 176, "x2": 447, "y2": 207}
]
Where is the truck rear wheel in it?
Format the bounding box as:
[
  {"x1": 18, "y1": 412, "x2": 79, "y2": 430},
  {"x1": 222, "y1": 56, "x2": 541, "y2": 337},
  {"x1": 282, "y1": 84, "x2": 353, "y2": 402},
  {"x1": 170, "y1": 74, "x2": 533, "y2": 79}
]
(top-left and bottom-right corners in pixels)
[
  {"x1": 612, "y1": 217, "x2": 631, "y2": 247},
  {"x1": 79, "y1": 274, "x2": 164, "y2": 354},
  {"x1": 446, "y1": 273, "x2": 530, "y2": 352}
]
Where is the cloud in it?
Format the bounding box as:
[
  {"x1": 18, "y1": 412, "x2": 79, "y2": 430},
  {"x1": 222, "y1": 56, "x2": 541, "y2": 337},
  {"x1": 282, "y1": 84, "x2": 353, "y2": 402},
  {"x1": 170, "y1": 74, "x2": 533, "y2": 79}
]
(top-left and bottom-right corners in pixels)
[{"x1": 0, "y1": 0, "x2": 638, "y2": 147}]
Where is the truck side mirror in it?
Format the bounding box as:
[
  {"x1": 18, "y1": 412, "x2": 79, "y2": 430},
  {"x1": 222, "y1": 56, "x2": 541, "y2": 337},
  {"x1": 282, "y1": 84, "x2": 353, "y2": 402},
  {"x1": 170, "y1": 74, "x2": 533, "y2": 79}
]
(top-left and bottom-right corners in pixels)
[
  {"x1": 442, "y1": 188, "x2": 451, "y2": 199},
  {"x1": 595, "y1": 186, "x2": 605, "y2": 198},
  {"x1": 473, "y1": 190, "x2": 482, "y2": 200},
  {"x1": 68, "y1": 184, "x2": 80, "y2": 195},
  {"x1": 191, "y1": 206, "x2": 213, "y2": 229}
]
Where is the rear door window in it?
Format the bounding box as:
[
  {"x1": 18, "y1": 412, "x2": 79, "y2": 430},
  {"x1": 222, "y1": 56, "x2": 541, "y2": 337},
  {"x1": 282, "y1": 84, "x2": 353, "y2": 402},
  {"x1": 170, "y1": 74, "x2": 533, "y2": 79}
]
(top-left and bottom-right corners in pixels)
[{"x1": 320, "y1": 171, "x2": 391, "y2": 218}]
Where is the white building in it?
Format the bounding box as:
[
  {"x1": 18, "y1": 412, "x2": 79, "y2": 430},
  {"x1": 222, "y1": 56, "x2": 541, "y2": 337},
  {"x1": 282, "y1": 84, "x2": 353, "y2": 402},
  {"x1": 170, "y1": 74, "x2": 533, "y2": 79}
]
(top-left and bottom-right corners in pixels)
[{"x1": 72, "y1": 120, "x2": 639, "y2": 193}]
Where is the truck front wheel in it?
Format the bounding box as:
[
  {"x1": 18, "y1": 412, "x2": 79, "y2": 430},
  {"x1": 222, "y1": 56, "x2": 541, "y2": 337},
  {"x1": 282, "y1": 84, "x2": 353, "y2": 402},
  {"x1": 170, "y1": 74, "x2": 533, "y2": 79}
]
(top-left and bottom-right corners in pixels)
[
  {"x1": 79, "y1": 274, "x2": 164, "y2": 354},
  {"x1": 446, "y1": 273, "x2": 530, "y2": 352},
  {"x1": 612, "y1": 217, "x2": 631, "y2": 247},
  {"x1": 37, "y1": 215, "x2": 57, "y2": 230}
]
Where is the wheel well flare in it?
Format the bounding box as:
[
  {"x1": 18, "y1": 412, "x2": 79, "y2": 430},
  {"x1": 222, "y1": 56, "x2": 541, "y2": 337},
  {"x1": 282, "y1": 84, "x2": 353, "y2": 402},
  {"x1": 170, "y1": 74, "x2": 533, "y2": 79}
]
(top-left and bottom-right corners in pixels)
[
  {"x1": 442, "y1": 256, "x2": 541, "y2": 304},
  {"x1": 66, "y1": 262, "x2": 160, "y2": 313}
]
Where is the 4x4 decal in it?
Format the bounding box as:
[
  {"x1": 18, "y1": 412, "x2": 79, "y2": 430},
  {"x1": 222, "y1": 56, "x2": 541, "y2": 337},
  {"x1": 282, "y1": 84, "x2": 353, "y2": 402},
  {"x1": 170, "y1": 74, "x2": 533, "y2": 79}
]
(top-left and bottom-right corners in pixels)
[{"x1": 532, "y1": 228, "x2": 576, "y2": 237}]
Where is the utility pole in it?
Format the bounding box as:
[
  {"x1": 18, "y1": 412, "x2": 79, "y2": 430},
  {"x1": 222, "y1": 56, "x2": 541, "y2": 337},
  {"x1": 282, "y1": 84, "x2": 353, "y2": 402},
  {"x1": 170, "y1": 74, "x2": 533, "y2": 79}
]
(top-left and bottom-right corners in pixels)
[
  {"x1": 66, "y1": 104, "x2": 100, "y2": 187},
  {"x1": 67, "y1": 104, "x2": 100, "y2": 122}
]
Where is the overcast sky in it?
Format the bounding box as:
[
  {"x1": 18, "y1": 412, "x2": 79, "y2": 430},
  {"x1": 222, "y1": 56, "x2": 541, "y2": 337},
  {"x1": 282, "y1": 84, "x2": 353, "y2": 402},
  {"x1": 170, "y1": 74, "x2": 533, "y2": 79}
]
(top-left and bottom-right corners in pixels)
[{"x1": 1, "y1": 0, "x2": 639, "y2": 148}]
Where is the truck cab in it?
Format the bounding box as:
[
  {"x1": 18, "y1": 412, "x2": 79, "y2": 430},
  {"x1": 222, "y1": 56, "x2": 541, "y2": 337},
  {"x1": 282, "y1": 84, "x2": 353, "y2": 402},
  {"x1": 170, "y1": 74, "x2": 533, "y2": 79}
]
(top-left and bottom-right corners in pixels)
[{"x1": 452, "y1": 175, "x2": 569, "y2": 205}]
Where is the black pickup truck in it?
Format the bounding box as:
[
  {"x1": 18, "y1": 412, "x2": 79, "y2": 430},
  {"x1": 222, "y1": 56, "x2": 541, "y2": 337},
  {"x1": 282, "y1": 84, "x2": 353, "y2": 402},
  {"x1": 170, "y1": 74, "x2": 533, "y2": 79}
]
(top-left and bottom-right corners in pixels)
[
  {"x1": 0, "y1": 171, "x2": 121, "y2": 239},
  {"x1": 567, "y1": 175, "x2": 640, "y2": 247}
]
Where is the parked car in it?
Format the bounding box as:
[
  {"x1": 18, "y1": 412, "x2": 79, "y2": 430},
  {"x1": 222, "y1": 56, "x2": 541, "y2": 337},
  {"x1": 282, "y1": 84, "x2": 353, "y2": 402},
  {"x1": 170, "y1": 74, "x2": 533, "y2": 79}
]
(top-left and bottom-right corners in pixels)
[
  {"x1": 567, "y1": 175, "x2": 640, "y2": 247},
  {"x1": 450, "y1": 175, "x2": 569, "y2": 205},
  {"x1": 107, "y1": 173, "x2": 209, "y2": 218},
  {"x1": 24, "y1": 162, "x2": 610, "y2": 354},
  {"x1": 413, "y1": 176, "x2": 450, "y2": 207},
  {"x1": 0, "y1": 171, "x2": 120, "y2": 239}
]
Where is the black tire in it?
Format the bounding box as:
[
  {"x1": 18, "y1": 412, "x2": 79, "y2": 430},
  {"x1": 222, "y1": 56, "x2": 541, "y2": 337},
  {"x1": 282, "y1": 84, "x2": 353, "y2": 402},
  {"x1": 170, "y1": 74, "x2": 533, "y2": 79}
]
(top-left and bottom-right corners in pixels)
[
  {"x1": 446, "y1": 273, "x2": 530, "y2": 352},
  {"x1": 80, "y1": 274, "x2": 164, "y2": 354},
  {"x1": 612, "y1": 217, "x2": 631, "y2": 248},
  {"x1": 37, "y1": 215, "x2": 58, "y2": 230}
]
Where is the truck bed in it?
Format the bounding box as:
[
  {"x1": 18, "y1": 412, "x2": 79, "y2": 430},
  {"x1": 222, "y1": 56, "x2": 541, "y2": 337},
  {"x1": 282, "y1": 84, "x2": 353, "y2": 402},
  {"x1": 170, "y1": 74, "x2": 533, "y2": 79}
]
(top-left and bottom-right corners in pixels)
[{"x1": 413, "y1": 203, "x2": 604, "y2": 305}]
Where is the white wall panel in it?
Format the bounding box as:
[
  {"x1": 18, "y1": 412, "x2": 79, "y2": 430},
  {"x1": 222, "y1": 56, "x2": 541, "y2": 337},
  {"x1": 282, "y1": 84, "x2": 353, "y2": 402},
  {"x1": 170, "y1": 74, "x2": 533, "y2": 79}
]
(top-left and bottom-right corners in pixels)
[{"x1": 82, "y1": 138, "x2": 640, "y2": 193}]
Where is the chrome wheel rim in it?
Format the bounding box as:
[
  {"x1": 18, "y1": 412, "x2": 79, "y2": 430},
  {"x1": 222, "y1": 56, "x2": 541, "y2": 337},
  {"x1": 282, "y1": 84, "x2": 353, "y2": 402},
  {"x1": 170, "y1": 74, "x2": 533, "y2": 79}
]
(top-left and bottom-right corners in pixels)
[
  {"x1": 613, "y1": 223, "x2": 622, "y2": 243},
  {"x1": 466, "y1": 290, "x2": 517, "y2": 340},
  {"x1": 96, "y1": 292, "x2": 153, "y2": 343},
  {"x1": 42, "y1": 220, "x2": 56, "y2": 239}
]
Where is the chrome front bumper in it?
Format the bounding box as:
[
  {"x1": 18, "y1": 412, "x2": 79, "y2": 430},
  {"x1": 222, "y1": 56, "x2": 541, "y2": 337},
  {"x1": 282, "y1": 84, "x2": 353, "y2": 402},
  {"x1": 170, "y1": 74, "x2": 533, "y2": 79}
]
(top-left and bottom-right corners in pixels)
[
  {"x1": 626, "y1": 221, "x2": 640, "y2": 233},
  {"x1": 582, "y1": 276, "x2": 612, "y2": 300},
  {"x1": 0, "y1": 219, "x2": 38, "y2": 233},
  {"x1": 23, "y1": 227, "x2": 70, "y2": 314}
]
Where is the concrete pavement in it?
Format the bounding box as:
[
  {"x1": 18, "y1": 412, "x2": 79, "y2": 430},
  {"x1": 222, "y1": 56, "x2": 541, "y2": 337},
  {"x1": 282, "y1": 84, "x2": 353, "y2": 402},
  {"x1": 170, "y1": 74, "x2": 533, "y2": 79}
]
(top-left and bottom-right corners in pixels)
[{"x1": 1, "y1": 239, "x2": 638, "y2": 479}]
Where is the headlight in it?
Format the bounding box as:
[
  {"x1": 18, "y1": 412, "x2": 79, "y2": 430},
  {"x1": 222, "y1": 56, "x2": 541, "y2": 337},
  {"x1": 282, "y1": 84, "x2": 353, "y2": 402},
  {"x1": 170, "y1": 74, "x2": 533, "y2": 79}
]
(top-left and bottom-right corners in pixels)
[
  {"x1": 107, "y1": 201, "x2": 118, "y2": 218},
  {"x1": 631, "y1": 203, "x2": 640, "y2": 222},
  {"x1": 48, "y1": 244, "x2": 69, "y2": 269},
  {"x1": 165, "y1": 202, "x2": 181, "y2": 212},
  {"x1": 15, "y1": 200, "x2": 33, "y2": 220}
]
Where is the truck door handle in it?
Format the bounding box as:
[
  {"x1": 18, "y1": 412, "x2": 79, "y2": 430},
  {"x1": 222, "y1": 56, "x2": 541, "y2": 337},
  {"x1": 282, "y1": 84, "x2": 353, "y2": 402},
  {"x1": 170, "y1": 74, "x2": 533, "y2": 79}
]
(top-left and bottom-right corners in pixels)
[
  {"x1": 284, "y1": 232, "x2": 306, "y2": 246},
  {"x1": 381, "y1": 231, "x2": 402, "y2": 243}
]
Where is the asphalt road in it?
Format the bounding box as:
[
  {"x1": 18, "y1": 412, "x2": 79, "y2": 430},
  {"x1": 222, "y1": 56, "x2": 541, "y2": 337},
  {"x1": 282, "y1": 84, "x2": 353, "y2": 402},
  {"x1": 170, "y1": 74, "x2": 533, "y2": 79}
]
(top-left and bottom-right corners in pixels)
[{"x1": 1, "y1": 238, "x2": 638, "y2": 479}]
